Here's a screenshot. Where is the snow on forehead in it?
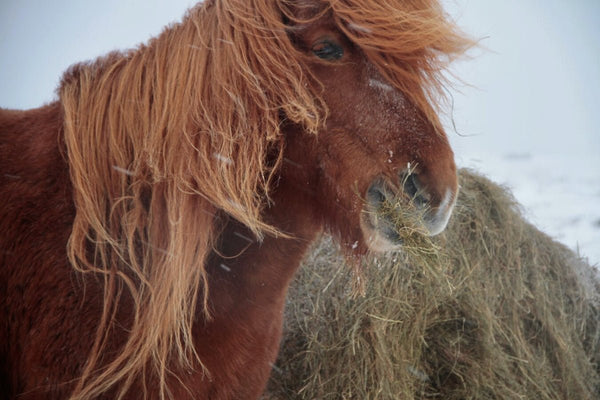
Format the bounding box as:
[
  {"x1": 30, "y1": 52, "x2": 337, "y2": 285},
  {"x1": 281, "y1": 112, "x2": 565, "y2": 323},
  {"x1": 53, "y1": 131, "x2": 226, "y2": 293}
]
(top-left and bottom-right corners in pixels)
[
  {"x1": 346, "y1": 21, "x2": 372, "y2": 34},
  {"x1": 365, "y1": 62, "x2": 405, "y2": 103},
  {"x1": 368, "y1": 78, "x2": 394, "y2": 92}
]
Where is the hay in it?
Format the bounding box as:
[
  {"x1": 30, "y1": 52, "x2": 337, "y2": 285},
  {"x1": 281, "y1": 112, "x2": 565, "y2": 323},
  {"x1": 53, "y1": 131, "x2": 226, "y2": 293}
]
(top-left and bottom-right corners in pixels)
[{"x1": 264, "y1": 169, "x2": 600, "y2": 399}]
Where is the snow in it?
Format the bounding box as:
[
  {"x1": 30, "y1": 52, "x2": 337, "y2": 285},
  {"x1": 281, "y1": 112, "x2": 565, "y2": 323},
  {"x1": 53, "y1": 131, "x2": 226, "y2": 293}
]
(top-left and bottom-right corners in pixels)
[
  {"x1": 453, "y1": 151, "x2": 600, "y2": 267},
  {"x1": 346, "y1": 22, "x2": 372, "y2": 34},
  {"x1": 213, "y1": 153, "x2": 234, "y2": 165},
  {"x1": 219, "y1": 263, "x2": 232, "y2": 272},
  {"x1": 112, "y1": 165, "x2": 135, "y2": 176},
  {"x1": 369, "y1": 78, "x2": 394, "y2": 93}
]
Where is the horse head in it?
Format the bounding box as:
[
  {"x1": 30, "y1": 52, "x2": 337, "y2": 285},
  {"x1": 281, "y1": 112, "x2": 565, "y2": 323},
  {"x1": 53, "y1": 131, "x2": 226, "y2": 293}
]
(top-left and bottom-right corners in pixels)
[{"x1": 280, "y1": 3, "x2": 461, "y2": 253}]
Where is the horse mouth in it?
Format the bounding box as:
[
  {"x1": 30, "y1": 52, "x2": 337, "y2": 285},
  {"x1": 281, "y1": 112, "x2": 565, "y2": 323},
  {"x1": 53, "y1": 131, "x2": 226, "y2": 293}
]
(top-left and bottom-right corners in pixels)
[
  {"x1": 360, "y1": 181, "x2": 405, "y2": 251},
  {"x1": 360, "y1": 175, "x2": 455, "y2": 252}
]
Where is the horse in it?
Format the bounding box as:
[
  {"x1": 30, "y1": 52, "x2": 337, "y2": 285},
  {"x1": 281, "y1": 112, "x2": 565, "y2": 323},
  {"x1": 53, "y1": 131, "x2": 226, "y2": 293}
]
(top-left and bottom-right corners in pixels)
[{"x1": 0, "y1": 1, "x2": 470, "y2": 398}]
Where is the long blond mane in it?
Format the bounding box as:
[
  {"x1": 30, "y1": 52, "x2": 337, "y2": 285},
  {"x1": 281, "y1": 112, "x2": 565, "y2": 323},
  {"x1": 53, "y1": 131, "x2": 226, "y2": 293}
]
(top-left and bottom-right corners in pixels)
[{"x1": 60, "y1": 0, "x2": 470, "y2": 398}]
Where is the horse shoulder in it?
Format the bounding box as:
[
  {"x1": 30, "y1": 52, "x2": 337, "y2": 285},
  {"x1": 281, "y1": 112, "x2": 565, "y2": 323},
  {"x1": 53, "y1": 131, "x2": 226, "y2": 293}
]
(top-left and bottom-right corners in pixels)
[{"x1": 0, "y1": 102, "x2": 93, "y2": 398}]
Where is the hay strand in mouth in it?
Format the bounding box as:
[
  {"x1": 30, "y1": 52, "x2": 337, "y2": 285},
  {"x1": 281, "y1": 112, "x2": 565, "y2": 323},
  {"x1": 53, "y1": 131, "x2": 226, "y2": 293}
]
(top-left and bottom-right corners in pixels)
[
  {"x1": 377, "y1": 190, "x2": 439, "y2": 257},
  {"x1": 367, "y1": 174, "x2": 447, "y2": 285},
  {"x1": 265, "y1": 169, "x2": 600, "y2": 400}
]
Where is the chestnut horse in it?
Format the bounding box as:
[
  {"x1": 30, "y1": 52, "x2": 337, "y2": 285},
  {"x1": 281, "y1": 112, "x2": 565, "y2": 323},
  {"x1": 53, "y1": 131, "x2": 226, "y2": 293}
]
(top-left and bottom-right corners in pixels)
[{"x1": 0, "y1": 1, "x2": 469, "y2": 399}]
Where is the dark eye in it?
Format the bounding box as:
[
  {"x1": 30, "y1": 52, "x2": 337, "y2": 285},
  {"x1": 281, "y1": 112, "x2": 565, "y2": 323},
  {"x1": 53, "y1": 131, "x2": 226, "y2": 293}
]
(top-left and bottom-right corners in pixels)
[{"x1": 311, "y1": 40, "x2": 344, "y2": 61}]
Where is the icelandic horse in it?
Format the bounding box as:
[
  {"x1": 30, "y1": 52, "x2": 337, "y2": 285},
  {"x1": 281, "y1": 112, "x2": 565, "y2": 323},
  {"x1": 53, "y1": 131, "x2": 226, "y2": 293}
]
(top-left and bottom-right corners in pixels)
[{"x1": 0, "y1": 0, "x2": 470, "y2": 398}]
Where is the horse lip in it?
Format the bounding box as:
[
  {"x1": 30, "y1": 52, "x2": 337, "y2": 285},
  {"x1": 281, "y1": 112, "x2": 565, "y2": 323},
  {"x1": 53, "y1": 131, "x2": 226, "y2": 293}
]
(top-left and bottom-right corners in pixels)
[
  {"x1": 361, "y1": 207, "x2": 403, "y2": 244},
  {"x1": 364, "y1": 180, "x2": 404, "y2": 237},
  {"x1": 360, "y1": 210, "x2": 404, "y2": 252},
  {"x1": 376, "y1": 220, "x2": 403, "y2": 244},
  {"x1": 362, "y1": 179, "x2": 404, "y2": 250}
]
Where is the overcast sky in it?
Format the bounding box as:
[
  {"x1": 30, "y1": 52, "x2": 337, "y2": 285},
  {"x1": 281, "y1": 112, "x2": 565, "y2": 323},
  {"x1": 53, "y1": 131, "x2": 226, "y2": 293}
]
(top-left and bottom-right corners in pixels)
[{"x1": 443, "y1": 0, "x2": 600, "y2": 157}]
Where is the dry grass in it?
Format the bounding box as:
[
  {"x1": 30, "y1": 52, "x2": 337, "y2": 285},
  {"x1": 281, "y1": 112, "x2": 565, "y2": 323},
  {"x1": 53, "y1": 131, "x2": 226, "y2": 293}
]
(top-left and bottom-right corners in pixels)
[{"x1": 265, "y1": 169, "x2": 600, "y2": 399}]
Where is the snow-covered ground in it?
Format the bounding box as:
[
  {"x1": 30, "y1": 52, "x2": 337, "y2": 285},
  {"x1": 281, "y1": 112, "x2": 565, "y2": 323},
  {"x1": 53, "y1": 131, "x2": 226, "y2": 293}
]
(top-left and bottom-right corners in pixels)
[
  {"x1": 1, "y1": 1, "x2": 598, "y2": 265},
  {"x1": 453, "y1": 151, "x2": 600, "y2": 267}
]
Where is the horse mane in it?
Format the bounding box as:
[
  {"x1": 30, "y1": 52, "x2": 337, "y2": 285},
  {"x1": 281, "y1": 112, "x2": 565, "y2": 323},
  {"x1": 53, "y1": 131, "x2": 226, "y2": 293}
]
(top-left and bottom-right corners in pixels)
[
  {"x1": 59, "y1": 0, "x2": 470, "y2": 398},
  {"x1": 329, "y1": 0, "x2": 471, "y2": 133}
]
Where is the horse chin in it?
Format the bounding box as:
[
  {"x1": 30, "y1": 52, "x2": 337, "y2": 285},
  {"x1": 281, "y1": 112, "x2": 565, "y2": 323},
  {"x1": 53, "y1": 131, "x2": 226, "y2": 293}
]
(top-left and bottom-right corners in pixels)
[{"x1": 359, "y1": 211, "x2": 404, "y2": 253}]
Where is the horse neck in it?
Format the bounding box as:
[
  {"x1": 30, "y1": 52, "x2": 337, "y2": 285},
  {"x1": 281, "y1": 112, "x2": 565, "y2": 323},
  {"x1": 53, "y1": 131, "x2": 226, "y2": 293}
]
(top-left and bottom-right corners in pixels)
[{"x1": 207, "y1": 177, "x2": 322, "y2": 315}]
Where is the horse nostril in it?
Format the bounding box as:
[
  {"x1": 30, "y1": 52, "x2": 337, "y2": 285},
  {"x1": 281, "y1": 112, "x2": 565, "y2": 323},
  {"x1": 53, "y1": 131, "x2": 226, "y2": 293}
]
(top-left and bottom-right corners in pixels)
[
  {"x1": 367, "y1": 180, "x2": 394, "y2": 205},
  {"x1": 401, "y1": 172, "x2": 429, "y2": 208},
  {"x1": 367, "y1": 185, "x2": 386, "y2": 204},
  {"x1": 402, "y1": 173, "x2": 418, "y2": 198}
]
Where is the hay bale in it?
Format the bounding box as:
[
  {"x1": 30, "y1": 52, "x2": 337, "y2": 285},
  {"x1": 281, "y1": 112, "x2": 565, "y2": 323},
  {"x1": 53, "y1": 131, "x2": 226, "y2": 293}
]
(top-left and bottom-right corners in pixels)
[{"x1": 265, "y1": 169, "x2": 600, "y2": 400}]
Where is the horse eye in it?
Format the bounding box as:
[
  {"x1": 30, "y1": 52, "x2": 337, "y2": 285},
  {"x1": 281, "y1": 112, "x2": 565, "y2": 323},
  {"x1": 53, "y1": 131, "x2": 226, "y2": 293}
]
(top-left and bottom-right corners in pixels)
[{"x1": 311, "y1": 40, "x2": 344, "y2": 61}]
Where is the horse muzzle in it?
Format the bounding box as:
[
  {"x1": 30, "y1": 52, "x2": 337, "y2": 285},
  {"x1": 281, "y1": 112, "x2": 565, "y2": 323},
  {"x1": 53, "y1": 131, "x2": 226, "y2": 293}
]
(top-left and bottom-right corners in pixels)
[{"x1": 360, "y1": 170, "x2": 457, "y2": 252}]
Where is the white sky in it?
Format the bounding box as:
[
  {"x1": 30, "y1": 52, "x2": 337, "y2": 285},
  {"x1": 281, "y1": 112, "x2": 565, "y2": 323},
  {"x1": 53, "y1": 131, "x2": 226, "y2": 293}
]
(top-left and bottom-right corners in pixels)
[
  {"x1": 443, "y1": 0, "x2": 600, "y2": 156},
  {"x1": 1, "y1": 0, "x2": 599, "y2": 263}
]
